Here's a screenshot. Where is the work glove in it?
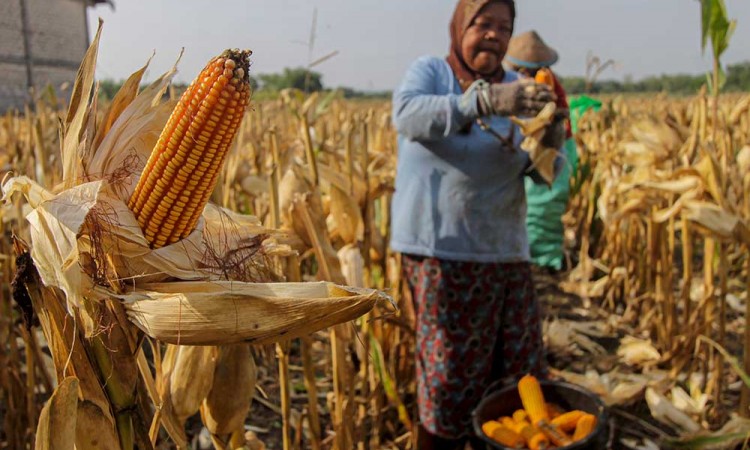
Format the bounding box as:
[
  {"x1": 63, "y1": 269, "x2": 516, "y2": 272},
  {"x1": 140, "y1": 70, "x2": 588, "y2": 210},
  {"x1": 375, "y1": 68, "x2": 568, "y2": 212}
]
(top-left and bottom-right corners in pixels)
[{"x1": 473, "y1": 79, "x2": 555, "y2": 118}]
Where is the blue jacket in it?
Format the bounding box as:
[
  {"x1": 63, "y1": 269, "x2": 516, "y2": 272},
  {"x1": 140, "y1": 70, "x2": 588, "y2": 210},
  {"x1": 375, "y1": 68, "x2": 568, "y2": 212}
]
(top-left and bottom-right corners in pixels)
[{"x1": 390, "y1": 55, "x2": 551, "y2": 263}]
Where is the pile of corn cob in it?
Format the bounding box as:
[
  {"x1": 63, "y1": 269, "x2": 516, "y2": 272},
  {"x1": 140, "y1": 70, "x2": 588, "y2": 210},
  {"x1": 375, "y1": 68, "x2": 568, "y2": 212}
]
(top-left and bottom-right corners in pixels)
[{"x1": 482, "y1": 375, "x2": 598, "y2": 449}]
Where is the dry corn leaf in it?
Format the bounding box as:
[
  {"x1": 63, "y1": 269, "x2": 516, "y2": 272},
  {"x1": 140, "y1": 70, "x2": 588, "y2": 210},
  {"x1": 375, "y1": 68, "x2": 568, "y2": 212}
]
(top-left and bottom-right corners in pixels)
[
  {"x1": 645, "y1": 387, "x2": 701, "y2": 433},
  {"x1": 92, "y1": 54, "x2": 153, "y2": 152},
  {"x1": 684, "y1": 200, "x2": 750, "y2": 245},
  {"x1": 610, "y1": 380, "x2": 648, "y2": 406},
  {"x1": 292, "y1": 192, "x2": 346, "y2": 283},
  {"x1": 329, "y1": 184, "x2": 364, "y2": 245},
  {"x1": 670, "y1": 386, "x2": 708, "y2": 416},
  {"x1": 737, "y1": 145, "x2": 750, "y2": 173},
  {"x1": 617, "y1": 337, "x2": 661, "y2": 367},
  {"x1": 512, "y1": 102, "x2": 559, "y2": 186},
  {"x1": 279, "y1": 166, "x2": 315, "y2": 245},
  {"x1": 338, "y1": 244, "x2": 365, "y2": 288},
  {"x1": 61, "y1": 20, "x2": 101, "y2": 189}
]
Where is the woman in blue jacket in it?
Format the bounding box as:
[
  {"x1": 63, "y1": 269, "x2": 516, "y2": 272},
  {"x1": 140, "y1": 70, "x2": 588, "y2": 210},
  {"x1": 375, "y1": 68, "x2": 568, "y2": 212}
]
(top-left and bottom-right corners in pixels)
[{"x1": 390, "y1": 0, "x2": 565, "y2": 448}]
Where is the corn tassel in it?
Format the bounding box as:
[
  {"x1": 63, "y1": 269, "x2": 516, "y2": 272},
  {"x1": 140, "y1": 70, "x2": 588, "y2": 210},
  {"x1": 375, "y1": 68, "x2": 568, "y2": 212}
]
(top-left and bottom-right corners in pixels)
[
  {"x1": 481, "y1": 421, "x2": 525, "y2": 449},
  {"x1": 572, "y1": 413, "x2": 598, "y2": 442},
  {"x1": 518, "y1": 374, "x2": 548, "y2": 426},
  {"x1": 128, "y1": 49, "x2": 252, "y2": 248}
]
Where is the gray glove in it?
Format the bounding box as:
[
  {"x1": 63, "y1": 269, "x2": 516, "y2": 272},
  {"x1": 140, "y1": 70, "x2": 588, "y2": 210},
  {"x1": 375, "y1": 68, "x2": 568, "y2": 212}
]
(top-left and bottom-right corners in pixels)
[{"x1": 475, "y1": 79, "x2": 555, "y2": 117}]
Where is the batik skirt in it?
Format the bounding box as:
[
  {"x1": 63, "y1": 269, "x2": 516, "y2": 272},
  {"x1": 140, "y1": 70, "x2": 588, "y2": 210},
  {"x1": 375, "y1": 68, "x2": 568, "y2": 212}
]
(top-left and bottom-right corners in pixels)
[{"x1": 403, "y1": 254, "x2": 547, "y2": 439}]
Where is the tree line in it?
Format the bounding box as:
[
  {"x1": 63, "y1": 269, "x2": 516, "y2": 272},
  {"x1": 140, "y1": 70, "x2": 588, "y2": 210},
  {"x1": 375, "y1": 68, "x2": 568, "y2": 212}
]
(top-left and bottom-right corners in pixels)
[
  {"x1": 98, "y1": 61, "x2": 750, "y2": 101},
  {"x1": 559, "y1": 61, "x2": 750, "y2": 95}
]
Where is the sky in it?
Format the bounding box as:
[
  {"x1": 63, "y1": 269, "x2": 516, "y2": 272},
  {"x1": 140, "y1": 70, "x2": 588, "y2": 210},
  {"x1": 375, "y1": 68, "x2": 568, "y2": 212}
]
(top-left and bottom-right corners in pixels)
[{"x1": 87, "y1": 0, "x2": 750, "y2": 92}]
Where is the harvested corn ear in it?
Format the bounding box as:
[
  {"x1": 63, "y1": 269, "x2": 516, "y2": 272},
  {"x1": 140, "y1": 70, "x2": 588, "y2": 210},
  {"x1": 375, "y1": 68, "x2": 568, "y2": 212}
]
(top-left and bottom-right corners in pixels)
[
  {"x1": 573, "y1": 413, "x2": 598, "y2": 442},
  {"x1": 128, "y1": 48, "x2": 252, "y2": 248},
  {"x1": 482, "y1": 420, "x2": 525, "y2": 449}
]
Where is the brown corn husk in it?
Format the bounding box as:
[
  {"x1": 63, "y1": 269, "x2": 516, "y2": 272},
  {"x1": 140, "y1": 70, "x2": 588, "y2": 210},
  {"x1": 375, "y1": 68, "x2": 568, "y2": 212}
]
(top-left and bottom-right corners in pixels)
[
  {"x1": 34, "y1": 377, "x2": 79, "y2": 450},
  {"x1": 200, "y1": 344, "x2": 256, "y2": 449},
  {"x1": 121, "y1": 281, "x2": 386, "y2": 346},
  {"x1": 163, "y1": 345, "x2": 218, "y2": 424},
  {"x1": 512, "y1": 102, "x2": 559, "y2": 186}
]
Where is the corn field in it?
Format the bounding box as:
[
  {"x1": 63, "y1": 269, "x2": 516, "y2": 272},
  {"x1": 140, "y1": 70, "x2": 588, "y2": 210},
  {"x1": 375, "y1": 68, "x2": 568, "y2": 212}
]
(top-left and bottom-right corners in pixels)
[{"x1": 1, "y1": 27, "x2": 750, "y2": 450}]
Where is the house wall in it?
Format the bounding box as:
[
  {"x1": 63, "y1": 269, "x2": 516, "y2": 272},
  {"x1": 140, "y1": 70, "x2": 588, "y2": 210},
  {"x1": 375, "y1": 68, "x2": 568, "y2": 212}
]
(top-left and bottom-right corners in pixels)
[{"x1": 0, "y1": 0, "x2": 90, "y2": 112}]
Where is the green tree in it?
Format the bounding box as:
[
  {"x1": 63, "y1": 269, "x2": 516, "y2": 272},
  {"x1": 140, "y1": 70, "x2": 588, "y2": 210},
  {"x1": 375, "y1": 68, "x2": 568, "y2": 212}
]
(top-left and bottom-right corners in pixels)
[
  {"x1": 725, "y1": 61, "x2": 750, "y2": 91},
  {"x1": 257, "y1": 67, "x2": 323, "y2": 92}
]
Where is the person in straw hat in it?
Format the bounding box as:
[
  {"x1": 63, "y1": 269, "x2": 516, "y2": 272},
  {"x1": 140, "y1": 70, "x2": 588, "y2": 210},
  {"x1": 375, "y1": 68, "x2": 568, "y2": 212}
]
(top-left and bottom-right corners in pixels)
[
  {"x1": 389, "y1": 1, "x2": 566, "y2": 448},
  {"x1": 505, "y1": 30, "x2": 576, "y2": 272}
]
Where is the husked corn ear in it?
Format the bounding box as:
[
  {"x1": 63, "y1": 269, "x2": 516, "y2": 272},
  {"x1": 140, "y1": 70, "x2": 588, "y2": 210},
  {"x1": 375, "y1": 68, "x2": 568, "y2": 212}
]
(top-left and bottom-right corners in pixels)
[
  {"x1": 551, "y1": 410, "x2": 585, "y2": 432},
  {"x1": 518, "y1": 374, "x2": 548, "y2": 426},
  {"x1": 500, "y1": 416, "x2": 516, "y2": 430},
  {"x1": 481, "y1": 421, "x2": 525, "y2": 449},
  {"x1": 527, "y1": 432, "x2": 550, "y2": 450},
  {"x1": 572, "y1": 413, "x2": 598, "y2": 442},
  {"x1": 513, "y1": 417, "x2": 549, "y2": 450},
  {"x1": 128, "y1": 49, "x2": 252, "y2": 249}
]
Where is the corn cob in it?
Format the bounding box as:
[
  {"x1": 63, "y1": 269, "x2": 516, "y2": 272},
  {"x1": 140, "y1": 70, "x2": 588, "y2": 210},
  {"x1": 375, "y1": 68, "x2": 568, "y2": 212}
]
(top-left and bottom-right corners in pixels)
[
  {"x1": 551, "y1": 410, "x2": 585, "y2": 432},
  {"x1": 518, "y1": 374, "x2": 548, "y2": 426},
  {"x1": 534, "y1": 68, "x2": 555, "y2": 89},
  {"x1": 128, "y1": 49, "x2": 252, "y2": 248},
  {"x1": 481, "y1": 421, "x2": 525, "y2": 449},
  {"x1": 572, "y1": 413, "x2": 598, "y2": 442}
]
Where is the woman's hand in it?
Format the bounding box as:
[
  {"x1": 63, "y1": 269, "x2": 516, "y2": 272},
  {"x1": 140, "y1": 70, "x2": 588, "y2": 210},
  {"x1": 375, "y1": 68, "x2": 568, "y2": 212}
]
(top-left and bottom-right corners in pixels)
[{"x1": 478, "y1": 80, "x2": 555, "y2": 117}]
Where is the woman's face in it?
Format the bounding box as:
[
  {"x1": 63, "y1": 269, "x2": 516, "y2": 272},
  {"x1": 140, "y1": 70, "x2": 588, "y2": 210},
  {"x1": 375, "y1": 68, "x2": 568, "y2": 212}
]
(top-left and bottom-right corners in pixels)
[{"x1": 461, "y1": 2, "x2": 513, "y2": 76}]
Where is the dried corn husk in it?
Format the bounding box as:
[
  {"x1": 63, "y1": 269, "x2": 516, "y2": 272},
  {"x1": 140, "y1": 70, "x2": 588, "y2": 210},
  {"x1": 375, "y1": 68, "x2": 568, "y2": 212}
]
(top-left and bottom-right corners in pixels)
[
  {"x1": 35, "y1": 377, "x2": 79, "y2": 450},
  {"x1": 120, "y1": 281, "x2": 387, "y2": 346},
  {"x1": 512, "y1": 102, "x2": 559, "y2": 185},
  {"x1": 201, "y1": 344, "x2": 256, "y2": 448},
  {"x1": 163, "y1": 345, "x2": 218, "y2": 424},
  {"x1": 645, "y1": 388, "x2": 701, "y2": 433}
]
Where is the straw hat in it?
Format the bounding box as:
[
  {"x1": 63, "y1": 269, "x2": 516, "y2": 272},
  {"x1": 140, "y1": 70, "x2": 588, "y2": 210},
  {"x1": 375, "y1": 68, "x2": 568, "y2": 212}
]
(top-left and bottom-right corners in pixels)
[{"x1": 505, "y1": 30, "x2": 559, "y2": 69}]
